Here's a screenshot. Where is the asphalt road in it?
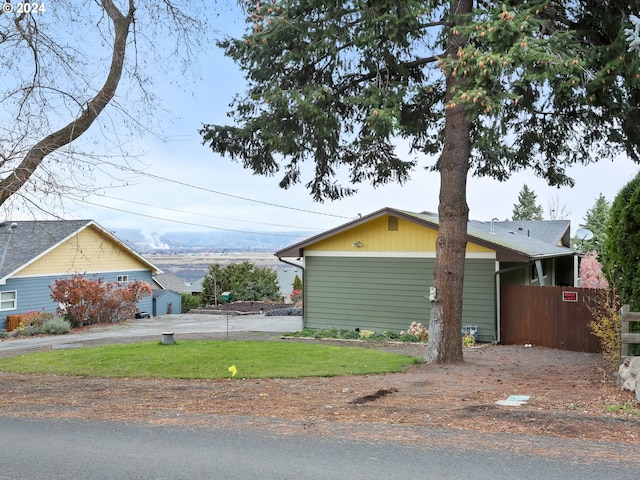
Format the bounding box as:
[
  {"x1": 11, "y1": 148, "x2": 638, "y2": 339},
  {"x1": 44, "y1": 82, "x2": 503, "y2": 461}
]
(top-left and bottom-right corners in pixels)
[
  {"x1": 0, "y1": 313, "x2": 302, "y2": 355},
  {"x1": 2, "y1": 314, "x2": 640, "y2": 478},
  {"x1": 3, "y1": 313, "x2": 640, "y2": 478},
  {"x1": 1, "y1": 416, "x2": 636, "y2": 480}
]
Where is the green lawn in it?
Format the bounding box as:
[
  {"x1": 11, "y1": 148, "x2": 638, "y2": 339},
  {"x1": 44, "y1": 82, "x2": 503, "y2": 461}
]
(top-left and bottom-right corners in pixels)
[{"x1": 0, "y1": 340, "x2": 421, "y2": 379}]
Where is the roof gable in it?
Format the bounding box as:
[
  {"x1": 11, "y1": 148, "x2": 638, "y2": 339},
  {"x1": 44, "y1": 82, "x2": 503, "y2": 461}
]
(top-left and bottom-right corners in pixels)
[
  {"x1": 0, "y1": 220, "x2": 160, "y2": 282},
  {"x1": 306, "y1": 214, "x2": 438, "y2": 251}
]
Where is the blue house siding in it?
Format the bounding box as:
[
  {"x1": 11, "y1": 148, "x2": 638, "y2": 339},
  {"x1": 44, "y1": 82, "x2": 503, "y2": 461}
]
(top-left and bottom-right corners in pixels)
[
  {"x1": 152, "y1": 290, "x2": 182, "y2": 316},
  {"x1": 0, "y1": 270, "x2": 154, "y2": 330}
]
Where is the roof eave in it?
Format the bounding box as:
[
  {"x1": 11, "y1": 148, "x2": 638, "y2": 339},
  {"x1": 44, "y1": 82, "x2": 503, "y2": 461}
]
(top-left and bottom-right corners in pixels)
[{"x1": 530, "y1": 251, "x2": 577, "y2": 260}]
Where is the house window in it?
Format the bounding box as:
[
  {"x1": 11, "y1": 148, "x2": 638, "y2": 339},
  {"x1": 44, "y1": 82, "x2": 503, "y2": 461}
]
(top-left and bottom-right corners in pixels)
[
  {"x1": 117, "y1": 275, "x2": 129, "y2": 283},
  {"x1": 0, "y1": 291, "x2": 17, "y2": 310},
  {"x1": 388, "y1": 216, "x2": 398, "y2": 231}
]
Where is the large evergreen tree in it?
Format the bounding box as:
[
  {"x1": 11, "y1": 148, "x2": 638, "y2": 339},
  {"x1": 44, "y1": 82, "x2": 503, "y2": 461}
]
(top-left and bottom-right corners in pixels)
[
  {"x1": 575, "y1": 193, "x2": 611, "y2": 255},
  {"x1": 201, "y1": 1, "x2": 640, "y2": 363},
  {"x1": 602, "y1": 174, "x2": 640, "y2": 309},
  {"x1": 512, "y1": 184, "x2": 544, "y2": 220}
]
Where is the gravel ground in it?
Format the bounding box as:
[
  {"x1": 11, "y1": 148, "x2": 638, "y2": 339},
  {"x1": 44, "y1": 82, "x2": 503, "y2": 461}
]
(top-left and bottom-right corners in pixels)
[{"x1": 1, "y1": 312, "x2": 639, "y2": 460}]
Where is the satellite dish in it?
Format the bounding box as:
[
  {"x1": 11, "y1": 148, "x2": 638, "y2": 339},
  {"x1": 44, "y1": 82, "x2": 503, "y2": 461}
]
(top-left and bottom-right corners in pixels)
[{"x1": 575, "y1": 228, "x2": 594, "y2": 241}]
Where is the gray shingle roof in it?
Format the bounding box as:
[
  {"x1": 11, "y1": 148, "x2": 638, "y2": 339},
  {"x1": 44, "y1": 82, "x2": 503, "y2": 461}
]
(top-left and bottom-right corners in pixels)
[
  {"x1": 467, "y1": 219, "x2": 573, "y2": 259},
  {"x1": 189, "y1": 278, "x2": 203, "y2": 293},
  {"x1": 397, "y1": 210, "x2": 575, "y2": 260},
  {"x1": 153, "y1": 273, "x2": 189, "y2": 293},
  {"x1": 492, "y1": 220, "x2": 571, "y2": 246}
]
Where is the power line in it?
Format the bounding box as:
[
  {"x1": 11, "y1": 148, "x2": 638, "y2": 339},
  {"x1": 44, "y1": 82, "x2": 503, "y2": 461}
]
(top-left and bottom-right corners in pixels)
[
  {"x1": 109, "y1": 165, "x2": 353, "y2": 220},
  {"x1": 85, "y1": 193, "x2": 324, "y2": 231},
  {"x1": 76, "y1": 198, "x2": 308, "y2": 237}
]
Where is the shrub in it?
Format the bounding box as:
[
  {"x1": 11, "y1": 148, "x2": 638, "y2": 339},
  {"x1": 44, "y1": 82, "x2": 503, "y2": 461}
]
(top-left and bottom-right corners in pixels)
[
  {"x1": 181, "y1": 293, "x2": 200, "y2": 312},
  {"x1": 324, "y1": 328, "x2": 341, "y2": 338},
  {"x1": 339, "y1": 329, "x2": 361, "y2": 339},
  {"x1": 10, "y1": 322, "x2": 39, "y2": 337},
  {"x1": 63, "y1": 312, "x2": 81, "y2": 329},
  {"x1": 358, "y1": 329, "x2": 375, "y2": 339},
  {"x1": 602, "y1": 173, "x2": 640, "y2": 308},
  {"x1": 400, "y1": 322, "x2": 428, "y2": 342},
  {"x1": 41, "y1": 317, "x2": 71, "y2": 335},
  {"x1": 290, "y1": 289, "x2": 303, "y2": 304},
  {"x1": 397, "y1": 333, "x2": 421, "y2": 343},
  {"x1": 587, "y1": 289, "x2": 622, "y2": 370},
  {"x1": 50, "y1": 274, "x2": 152, "y2": 325},
  {"x1": 21, "y1": 310, "x2": 55, "y2": 329},
  {"x1": 284, "y1": 328, "x2": 424, "y2": 343},
  {"x1": 462, "y1": 334, "x2": 476, "y2": 347},
  {"x1": 382, "y1": 331, "x2": 399, "y2": 340}
]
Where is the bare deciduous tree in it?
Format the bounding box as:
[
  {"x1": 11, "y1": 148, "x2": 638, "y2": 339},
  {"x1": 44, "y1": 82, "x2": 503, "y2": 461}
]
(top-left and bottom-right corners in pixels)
[
  {"x1": 547, "y1": 194, "x2": 572, "y2": 221},
  {"x1": 0, "y1": 0, "x2": 209, "y2": 216}
]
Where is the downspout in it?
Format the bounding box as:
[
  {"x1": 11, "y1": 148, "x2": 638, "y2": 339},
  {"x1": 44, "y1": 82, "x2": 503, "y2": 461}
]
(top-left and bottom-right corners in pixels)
[
  {"x1": 493, "y1": 262, "x2": 532, "y2": 344},
  {"x1": 276, "y1": 255, "x2": 305, "y2": 328}
]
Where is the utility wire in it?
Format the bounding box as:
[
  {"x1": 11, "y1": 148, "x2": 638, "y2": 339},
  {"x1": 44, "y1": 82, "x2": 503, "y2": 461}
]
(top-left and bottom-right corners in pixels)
[
  {"x1": 82, "y1": 194, "x2": 325, "y2": 231},
  {"x1": 104, "y1": 164, "x2": 353, "y2": 220},
  {"x1": 77, "y1": 199, "x2": 309, "y2": 237}
]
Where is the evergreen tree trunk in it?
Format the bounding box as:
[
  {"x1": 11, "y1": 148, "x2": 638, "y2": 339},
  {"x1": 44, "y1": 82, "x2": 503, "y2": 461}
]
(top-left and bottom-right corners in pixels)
[{"x1": 424, "y1": 0, "x2": 472, "y2": 364}]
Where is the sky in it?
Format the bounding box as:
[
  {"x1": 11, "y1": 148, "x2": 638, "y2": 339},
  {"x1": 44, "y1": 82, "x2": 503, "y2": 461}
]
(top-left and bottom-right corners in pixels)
[{"x1": 7, "y1": 3, "x2": 640, "y2": 241}]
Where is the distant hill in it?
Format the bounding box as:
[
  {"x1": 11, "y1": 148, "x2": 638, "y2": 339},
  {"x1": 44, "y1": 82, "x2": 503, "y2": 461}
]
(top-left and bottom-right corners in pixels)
[{"x1": 114, "y1": 228, "x2": 309, "y2": 254}]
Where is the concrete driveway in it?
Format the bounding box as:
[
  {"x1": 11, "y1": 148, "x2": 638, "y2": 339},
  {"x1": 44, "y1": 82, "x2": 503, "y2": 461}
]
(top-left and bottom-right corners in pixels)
[{"x1": 0, "y1": 313, "x2": 303, "y2": 356}]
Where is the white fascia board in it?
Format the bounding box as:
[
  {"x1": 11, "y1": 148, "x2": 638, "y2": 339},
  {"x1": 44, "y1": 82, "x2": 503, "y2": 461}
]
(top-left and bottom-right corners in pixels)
[{"x1": 303, "y1": 251, "x2": 496, "y2": 259}]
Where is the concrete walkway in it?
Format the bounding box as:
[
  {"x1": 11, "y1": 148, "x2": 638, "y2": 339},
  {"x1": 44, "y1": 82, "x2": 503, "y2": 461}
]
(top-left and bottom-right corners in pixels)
[{"x1": 0, "y1": 313, "x2": 303, "y2": 355}]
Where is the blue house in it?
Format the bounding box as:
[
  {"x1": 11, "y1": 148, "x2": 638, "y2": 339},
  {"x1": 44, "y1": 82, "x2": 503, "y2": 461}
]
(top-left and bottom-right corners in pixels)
[{"x1": 0, "y1": 220, "x2": 160, "y2": 330}]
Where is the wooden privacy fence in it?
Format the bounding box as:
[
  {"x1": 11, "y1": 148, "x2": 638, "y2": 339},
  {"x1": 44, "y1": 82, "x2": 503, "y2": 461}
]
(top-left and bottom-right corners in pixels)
[
  {"x1": 621, "y1": 305, "x2": 640, "y2": 356},
  {"x1": 5, "y1": 313, "x2": 29, "y2": 332},
  {"x1": 500, "y1": 285, "x2": 605, "y2": 352}
]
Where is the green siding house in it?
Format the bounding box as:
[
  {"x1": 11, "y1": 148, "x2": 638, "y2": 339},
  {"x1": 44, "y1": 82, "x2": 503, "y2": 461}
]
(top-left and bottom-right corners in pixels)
[{"x1": 276, "y1": 208, "x2": 578, "y2": 343}]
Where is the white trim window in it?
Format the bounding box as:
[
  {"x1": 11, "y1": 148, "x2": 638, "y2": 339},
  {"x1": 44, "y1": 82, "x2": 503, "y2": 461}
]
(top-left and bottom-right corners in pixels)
[
  {"x1": 0, "y1": 291, "x2": 17, "y2": 311},
  {"x1": 117, "y1": 275, "x2": 129, "y2": 283}
]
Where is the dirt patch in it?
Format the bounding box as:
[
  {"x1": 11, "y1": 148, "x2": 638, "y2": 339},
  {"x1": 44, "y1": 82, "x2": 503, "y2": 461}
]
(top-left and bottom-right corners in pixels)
[
  {"x1": 0, "y1": 333, "x2": 638, "y2": 449},
  {"x1": 349, "y1": 387, "x2": 399, "y2": 404}
]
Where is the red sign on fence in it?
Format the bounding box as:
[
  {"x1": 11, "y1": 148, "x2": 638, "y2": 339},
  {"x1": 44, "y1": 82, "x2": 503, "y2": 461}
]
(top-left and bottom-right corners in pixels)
[{"x1": 562, "y1": 291, "x2": 578, "y2": 302}]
